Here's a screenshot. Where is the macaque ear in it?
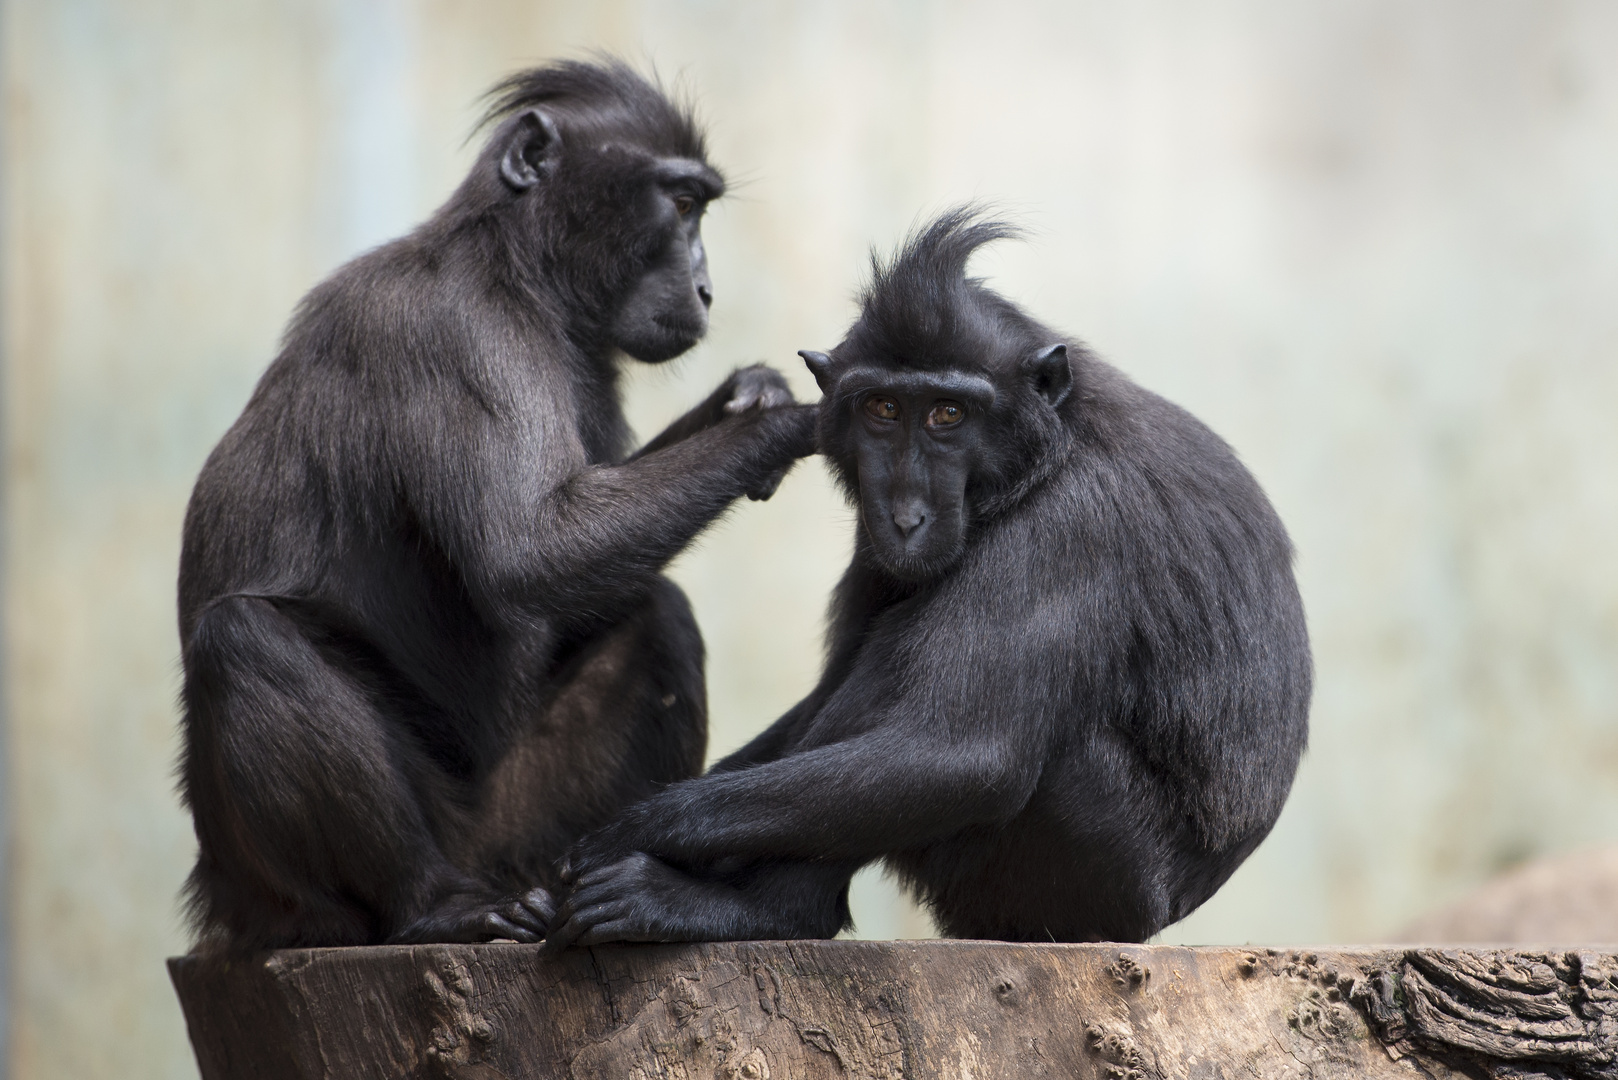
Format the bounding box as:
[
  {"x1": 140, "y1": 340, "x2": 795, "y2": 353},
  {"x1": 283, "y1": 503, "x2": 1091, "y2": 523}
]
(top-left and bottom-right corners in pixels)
[
  {"x1": 1025, "y1": 343, "x2": 1072, "y2": 408},
  {"x1": 500, "y1": 109, "x2": 562, "y2": 191},
  {"x1": 798, "y1": 350, "x2": 835, "y2": 393}
]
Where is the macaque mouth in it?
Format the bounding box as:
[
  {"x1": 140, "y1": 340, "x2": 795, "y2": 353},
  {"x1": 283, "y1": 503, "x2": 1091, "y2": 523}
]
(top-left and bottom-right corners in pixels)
[{"x1": 653, "y1": 312, "x2": 706, "y2": 333}]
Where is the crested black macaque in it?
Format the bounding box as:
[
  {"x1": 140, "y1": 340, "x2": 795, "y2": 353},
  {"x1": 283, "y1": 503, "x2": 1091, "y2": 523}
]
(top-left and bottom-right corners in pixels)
[
  {"x1": 177, "y1": 60, "x2": 817, "y2": 951},
  {"x1": 547, "y1": 208, "x2": 1311, "y2": 948}
]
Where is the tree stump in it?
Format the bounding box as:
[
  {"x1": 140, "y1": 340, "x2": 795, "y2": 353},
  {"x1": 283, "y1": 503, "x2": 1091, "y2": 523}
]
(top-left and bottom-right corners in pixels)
[{"x1": 168, "y1": 941, "x2": 1618, "y2": 1079}]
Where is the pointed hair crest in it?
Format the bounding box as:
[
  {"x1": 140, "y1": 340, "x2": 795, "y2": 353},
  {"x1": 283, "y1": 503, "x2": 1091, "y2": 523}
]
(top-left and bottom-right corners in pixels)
[
  {"x1": 855, "y1": 206, "x2": 1023, "y2": 364},
  {"x1": 476, "y1": 57, "x2": 708, "y2": 161}
]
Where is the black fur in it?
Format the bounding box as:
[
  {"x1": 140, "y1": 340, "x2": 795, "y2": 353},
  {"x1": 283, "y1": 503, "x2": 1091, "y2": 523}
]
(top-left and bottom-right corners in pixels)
[
  {"x1": 547, "y1": 207, "x2": 1311, "y2": 947},
  {"x1": 177, "y1": 59, "x2": 816, "y2": 951}
]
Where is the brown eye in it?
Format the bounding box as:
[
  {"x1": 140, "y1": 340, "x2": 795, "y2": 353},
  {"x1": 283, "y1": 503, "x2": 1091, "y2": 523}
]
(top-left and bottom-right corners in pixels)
[
  {"x1": 864, "y1": 395, "x2": 900, "y2": 421},
  {"x1": 928, "y1": 402, "x2": 965, "y2": 427},
  {"x1": 674, "y1": 194, "x2": 696, "y2": 216}
]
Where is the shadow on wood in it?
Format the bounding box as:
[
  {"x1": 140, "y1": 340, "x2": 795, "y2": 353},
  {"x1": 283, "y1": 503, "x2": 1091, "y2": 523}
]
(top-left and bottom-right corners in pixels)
[{"x1": 169, "y1": 941, "x2": 1618, "y2": 1079}]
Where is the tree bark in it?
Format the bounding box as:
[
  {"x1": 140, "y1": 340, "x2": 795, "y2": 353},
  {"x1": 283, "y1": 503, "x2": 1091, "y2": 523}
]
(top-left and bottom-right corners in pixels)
[{"x1": 168, "y1": 941, "x2": 1618, "y2": 1079}]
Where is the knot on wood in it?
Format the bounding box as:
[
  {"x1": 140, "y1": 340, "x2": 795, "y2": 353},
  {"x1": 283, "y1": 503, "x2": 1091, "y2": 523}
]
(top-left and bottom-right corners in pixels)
[
  {"x1": 1286, "y1": 985, "x2": 1358, "y2": 1041},
  {"x1": 1108, "y1": 954, "x2": 1151, "y2": 991},
  {"x1": 1348, "y1": 967, "x2": 1408, "y2": 1043},
  {"x1": 421, "y1": 957, "x2": 498, "y2": 1073},
  {"x1": 1349, "y1": 950, "x2": 1618, "y2": 1080},
  {"x1": 1086, "y1": 1023, "x2": 1163, "y2": 1080}
]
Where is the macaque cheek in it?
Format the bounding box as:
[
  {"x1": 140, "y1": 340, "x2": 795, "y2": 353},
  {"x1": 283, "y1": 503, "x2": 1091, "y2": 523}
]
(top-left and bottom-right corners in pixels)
[
  {"x1": 854, "y1": 457, "x2": 895, "y2": 525},
  {"x1": 928, "y1": 472, "x2": 971, "y2": 547},
  {"x1": 857, "y1": 490, "x2": 899, "y2": 548}
]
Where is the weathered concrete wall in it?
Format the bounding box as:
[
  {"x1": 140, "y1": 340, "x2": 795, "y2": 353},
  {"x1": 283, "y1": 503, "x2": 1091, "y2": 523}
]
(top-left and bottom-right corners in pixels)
[{"x1": 3, "y1": 2, "x2": 1616, "y2": 1077}]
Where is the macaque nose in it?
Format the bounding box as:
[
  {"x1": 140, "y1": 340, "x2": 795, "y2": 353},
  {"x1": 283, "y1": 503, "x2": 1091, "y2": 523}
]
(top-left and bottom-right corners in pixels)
[{"x1": 893, "y1": 505, "x2": 927, "y2": 539}]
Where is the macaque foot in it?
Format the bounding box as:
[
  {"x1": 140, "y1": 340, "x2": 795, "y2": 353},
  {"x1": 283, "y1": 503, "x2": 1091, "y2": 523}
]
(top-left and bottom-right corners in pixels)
[
  {"x1": 391, "y1": 886, "x2": 555, "y2": 945},
  {"x1": 545, "y1": 852, "x2": 697, "y2": 953}
]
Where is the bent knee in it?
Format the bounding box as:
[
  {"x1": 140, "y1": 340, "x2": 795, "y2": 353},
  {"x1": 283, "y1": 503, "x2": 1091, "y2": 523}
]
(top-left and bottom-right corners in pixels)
[
  {"x1": 640, "y1": 577, "x2": 703, "y2": 657},
  {"x1": 180, "y1": 594, "x2": 395, "y2": 799}
]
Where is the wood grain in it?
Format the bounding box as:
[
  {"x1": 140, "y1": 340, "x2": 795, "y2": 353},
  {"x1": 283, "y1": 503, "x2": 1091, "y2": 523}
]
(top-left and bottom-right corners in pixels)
[{"x1": 169, "y1": 941, "x2": 1618, "y2": 1079}]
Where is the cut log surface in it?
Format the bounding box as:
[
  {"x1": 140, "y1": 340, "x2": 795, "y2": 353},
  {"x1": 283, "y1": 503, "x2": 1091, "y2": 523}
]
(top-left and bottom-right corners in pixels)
[{"x1": 168, "y1": 941, "x2": 1618, "y2": 1080}]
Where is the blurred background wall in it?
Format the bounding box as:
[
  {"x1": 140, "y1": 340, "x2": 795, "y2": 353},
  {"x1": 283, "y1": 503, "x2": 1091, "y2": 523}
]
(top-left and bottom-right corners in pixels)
[{"x1": 2, "y1": 1, "x2": 1616, "y2": 1076}]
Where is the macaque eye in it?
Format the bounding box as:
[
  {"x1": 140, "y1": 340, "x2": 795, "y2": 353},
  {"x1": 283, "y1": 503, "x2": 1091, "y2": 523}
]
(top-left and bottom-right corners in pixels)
[
  {"x1": 673, "y1": 194, "x2": 697, "y2": 216},
  {"x1": 928, "y1": 402, "x2": 966, "y2": 427},
  {"x1": 864, "y1": 395, "x2": 901, "y2": 421}
]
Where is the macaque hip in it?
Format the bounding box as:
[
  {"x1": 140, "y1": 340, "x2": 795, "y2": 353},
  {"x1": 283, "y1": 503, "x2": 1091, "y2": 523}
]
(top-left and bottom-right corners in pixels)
[{"x1": 549, "y1": 207, "x2": 1311, "y2": 947}]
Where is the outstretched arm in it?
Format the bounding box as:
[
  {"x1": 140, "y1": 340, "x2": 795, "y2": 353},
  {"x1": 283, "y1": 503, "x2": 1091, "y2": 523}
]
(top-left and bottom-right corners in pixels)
[
  {"x1": 707, "y1": 700, "x2": 811, "y2": 774},
  {"x1": 546, "y1": 583, "x2": 1066, "y2": 950},
  {"x1": 576, "y1": 563, "x2": 1055, "y2": 867},
  {"x1": 547, "y1": 696, "x2": 1042, "y2": 951},
  {"x1": 578, "y1": 722, "x2": 1041, "y2": 871},
  {"x1": 456, "y1": 400, "x2": 818, "y2": 622},
  {"x1": 568, "y1": 606, "x2": 1055, "y2": 872},
  {"x1": 708, "y1": 556, "x2": 907, "y2": 776},
  {"x1": 630, "y1": 364, "x2": 796, "y2": 462}
]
